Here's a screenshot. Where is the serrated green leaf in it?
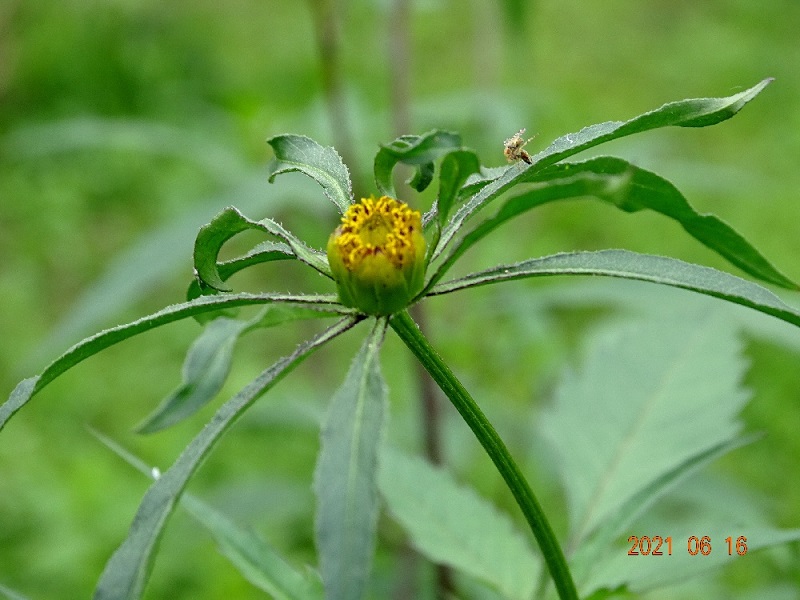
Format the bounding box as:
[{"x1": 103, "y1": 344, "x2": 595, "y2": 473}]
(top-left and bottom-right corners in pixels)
[
  {"x1": 194, "y1": 206, "x2": 330, "y2": 292},
  {"x1": 91, "y1": 317, "x2": 356, "y2": 600},
  {"x1": 428, "y1": 249, "x2": 800, "y2": 330},
  {"x1": 374, "y1": 130, "x2": 462, "y2": 197},
  {"x1": 571, "y1": 435, "x2": 759, "y2": 589},
  {"x1": 582, "y1": 471, "x2": 800, "y2": 594},
  {"x1": 313, "y1": 318, "x2": 388, "y2": 600},
  {"x1": 379, "y1": 447, "x2": 539, "y2": 600},
  {"x1": 434, "y1": 79, "x2": 773, "y2": 259},
  {"x1": 539, "y1": 314, "x2": 748, "y2": 544},
  {"x1": 266, "y1": 134, "x2": 353, "y2": 214},
  {"x1": 426, "y1": 157, "x2": 796, "y2": 293},
  {"x1": 586, "y1": 526, "x2": 800, "y2": 594},
  {"x1": 1, "y1": 293, "x2": 348, "y2": 433}
]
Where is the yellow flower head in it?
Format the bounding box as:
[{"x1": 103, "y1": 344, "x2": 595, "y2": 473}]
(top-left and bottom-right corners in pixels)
[{"x1": 327, "y1": 196, "x2": 426, "y2": 315}]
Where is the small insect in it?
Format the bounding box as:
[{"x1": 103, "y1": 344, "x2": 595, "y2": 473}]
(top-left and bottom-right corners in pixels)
[{"x1": 503, "y1": 128, "x2": 535, "y2": 165}]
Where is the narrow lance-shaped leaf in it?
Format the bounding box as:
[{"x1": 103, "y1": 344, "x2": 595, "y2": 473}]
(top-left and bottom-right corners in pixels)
[
  {"x1": 266, "y1": 134, "x2": 353, "y2": 214},
  {"x1": 314, "y1": 318, "x2": 389, "y2": 600},
  {"x1": 379, "y1": 446, "x2": 539, "y2": 600},
  {"x1": 1, "y1": 292, "x2": 348, "y2": 433},
  {"x1": 181, "y1": 495, "x2": 324, "y2": 600},
  {"x1": 433, "y1": 79, "x2": 773, "y2": 259},
  {"x1": 426, "y1": 157, "x2": 797, "y2": 292},
  {"x1": 92, "y1": 317, "x2": 358, "y2": 600},
  {"x1": 90, "y1": 428, "x2": 324, "y2": 600},
  {"x1": 436, "y1": 149, "x2": 481, "y2": 227},
  {"x1": 374, "y1": 130, "x2": 462, "y2": 197},
  {"x1": 137, "y1": 305, "x2": 343, "y2": 434},
  {"x1": 136, "y1": 317, "x2": 250, "y2": 434},
  {"x1": 194, "y1": 206, "x2": 331, "y2": 291},
  {"x1": 429, "y1": 249, "x2": 800, "y2": 330},
  {"x1": 532, "y1": 157, "x2": 797, "y2": 289}
]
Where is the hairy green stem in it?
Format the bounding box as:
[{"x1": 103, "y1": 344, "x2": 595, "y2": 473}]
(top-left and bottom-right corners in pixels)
[{"x1": 390, "y1": 309, "x2": 579, "y2": 600}]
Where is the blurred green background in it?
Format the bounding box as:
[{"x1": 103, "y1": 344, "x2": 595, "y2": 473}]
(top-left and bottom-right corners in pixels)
[{"x1": 1, "y1": 0, "x2": 799, "y2": 598}]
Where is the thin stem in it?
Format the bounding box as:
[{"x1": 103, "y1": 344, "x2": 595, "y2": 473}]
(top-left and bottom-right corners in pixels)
[
  {"x1": 410, "y1": 304, "x2": 443, "y2": 466},
  {"x1": 388, "y1": 0, "x2": 412, "y2": 137},
  {"x1": 390, "y1": 309, "x2": 579, "y2": 600},
  {"x1": 306, "y1": 0, "x2": 365, "y2": 196}
]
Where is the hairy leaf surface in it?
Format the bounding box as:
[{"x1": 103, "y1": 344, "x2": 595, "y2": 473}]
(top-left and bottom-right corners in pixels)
[{"x1": 267, "y1": 134, "x2": 353, "y2": 214}]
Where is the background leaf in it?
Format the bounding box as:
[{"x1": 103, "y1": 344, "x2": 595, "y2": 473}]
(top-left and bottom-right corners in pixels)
[
  {"x1": 266, "y1": 134, "x2": 353, "y2": 214},
  {"x1": 538, "y1": 313, "x2": 749, "y2": 544},
  {"x1": 0, "y1": 583, "x2": 29, "y2": 600},
  {"x1": 313, "y1": 318, "x2": 388, "y2": 600},
  {"x1": 581, "y1": 467, "x2": 800, "y2": 596},
  {"x1": 379, "y1": 446, "x2": 539, "y2": 600},
  {"x1": 569, "y1": 435, "x2": 759, "y2": 589},
  {"x1": 428, "y1": 249, "x2": 800, "y2": 330}
]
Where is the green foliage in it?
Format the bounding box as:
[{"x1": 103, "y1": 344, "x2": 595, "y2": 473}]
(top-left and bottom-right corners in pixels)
[
  {"x1": 542, "y1": 314, "x2": 746, "y2": 550},
  {"x1": 266, "y1": 134, "x2": 354, "y2": 215},
  {"x1": 373, "y1": 130, "x2": 463, "y2": 197},
  {"x1": 314, "y1": 319, "x2": 388, "y2": 600},
  {"x1": 428, "y1": 249, "x2": 800, "y2": 328},
  {"x1": 194, "y1": 206, "x2": 332, "y2": 291},
  {"x1": 379, "y1": 447, "x2": 539, "y2": 599},
  {"x1": 92, "y1": 318, "x2": 356, "y2": 600},
  {"x1": 4, "y1": 78, "x2": 800, "y2": 600}
]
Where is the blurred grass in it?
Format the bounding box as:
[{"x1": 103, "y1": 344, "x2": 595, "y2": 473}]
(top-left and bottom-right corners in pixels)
[{"x1": 1, "y1": 0, "x2": 799, "y2": 598}]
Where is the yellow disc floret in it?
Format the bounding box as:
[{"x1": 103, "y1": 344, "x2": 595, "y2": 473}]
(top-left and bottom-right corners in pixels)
[{"x1": 327, "y1": 196, "x2": 426, "y2": 315}]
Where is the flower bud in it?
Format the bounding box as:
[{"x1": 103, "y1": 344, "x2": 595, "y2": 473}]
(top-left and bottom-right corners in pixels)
[{"x1": 327, "y1": 196, "x2": 426, "y2": 315}]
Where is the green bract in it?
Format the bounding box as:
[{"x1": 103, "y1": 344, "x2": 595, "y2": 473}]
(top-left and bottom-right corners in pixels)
[
  {"x1": 4, "y1": 79, "x2": 800, "y2": 600},
  {"x1": 327, "y1": 196, "x2": 426, "y2": 315}
]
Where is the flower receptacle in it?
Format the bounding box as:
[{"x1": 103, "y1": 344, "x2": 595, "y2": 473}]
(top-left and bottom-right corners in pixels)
[{"x1": 327, "y1": 196, "x2": 425, "y2": 315}]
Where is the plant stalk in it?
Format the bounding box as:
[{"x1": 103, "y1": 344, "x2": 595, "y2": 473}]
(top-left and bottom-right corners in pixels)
[
  {"x1": 390, "y1": 309, "x2": 579, "y2": 600},
  {"x1": 306, "y1": 0, "x2": 365, "y2": 196}
]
